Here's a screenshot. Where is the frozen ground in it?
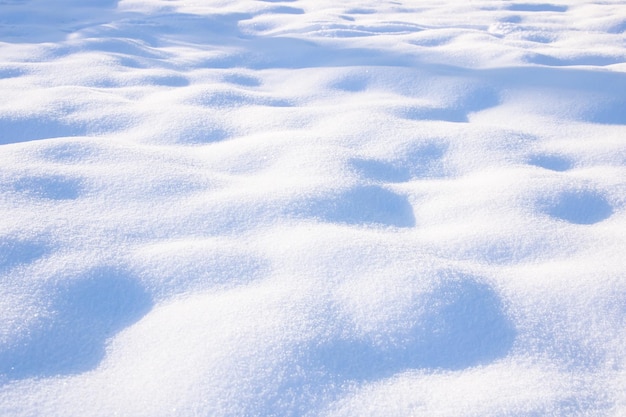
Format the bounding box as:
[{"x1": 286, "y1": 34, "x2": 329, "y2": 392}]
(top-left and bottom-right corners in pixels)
[{"x1": 1, "y1": 0, "x2": 626, "y2": 415}]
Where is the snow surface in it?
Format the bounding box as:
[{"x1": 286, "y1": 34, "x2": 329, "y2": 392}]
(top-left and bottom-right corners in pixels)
[{"x1": 1, "y1": 0, "x2": 626, "y2": 415}]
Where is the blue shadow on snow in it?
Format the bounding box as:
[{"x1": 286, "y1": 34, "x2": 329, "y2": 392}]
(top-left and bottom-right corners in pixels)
[
  {"x1": 506, "y1": 3, "x2": 568, "y2": 12},
  {"x1": 12, "y1": 175, "x2": 82, "y2": 200},
  {"x1": 350, "y1": 142, "x2": 447, "y2": 182},
  {"x1": 0, "y1": 267, "x2": 152, "y2": 381},
  {"x1": 302, "y1": 185, "x2": 415, "y2": 228},
  {"x1": 0, "y1": 238, "x2": 48, "y2": 273},
  {"x1": 0, "y1": 117, "x2": 89, "y2": 145},
  {"x1": 0, "y1": 0, "x2": 120, "y2": 43},
  {"x1": 397, "y1": 88, "x2": 499, "y2": 123},
  {"x1": 528, "y1": 154, "x2": 572, "y2": 172},
  {"x1": 310, "y1": 278, "x2": 516, "y2": 380},
  {"x1": 259, "y1": 277, "x2": 517, "y2": 415},
  {"x1": 543, "y1": 189, "x2": 613, "y2": 225}
]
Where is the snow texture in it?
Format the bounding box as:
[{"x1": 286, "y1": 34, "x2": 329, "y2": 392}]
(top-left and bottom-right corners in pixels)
[{"x1": 1, "y1": 0, "x2": 626, "y2": 416}]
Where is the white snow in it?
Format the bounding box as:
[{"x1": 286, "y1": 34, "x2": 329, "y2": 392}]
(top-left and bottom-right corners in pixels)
[{"x1": 1, "y1": 0, "x2": 626, "y2": 415}]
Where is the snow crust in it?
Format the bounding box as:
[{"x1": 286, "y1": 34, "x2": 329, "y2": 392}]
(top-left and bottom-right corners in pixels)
[{"x1": 1, "y1": 0, "x2": 626, "y2": 415}]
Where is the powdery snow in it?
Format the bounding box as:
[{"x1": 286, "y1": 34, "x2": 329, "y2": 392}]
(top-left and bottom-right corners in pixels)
[{"x1": 0, "y1": 0, "x2": 625, "y2": 415}]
